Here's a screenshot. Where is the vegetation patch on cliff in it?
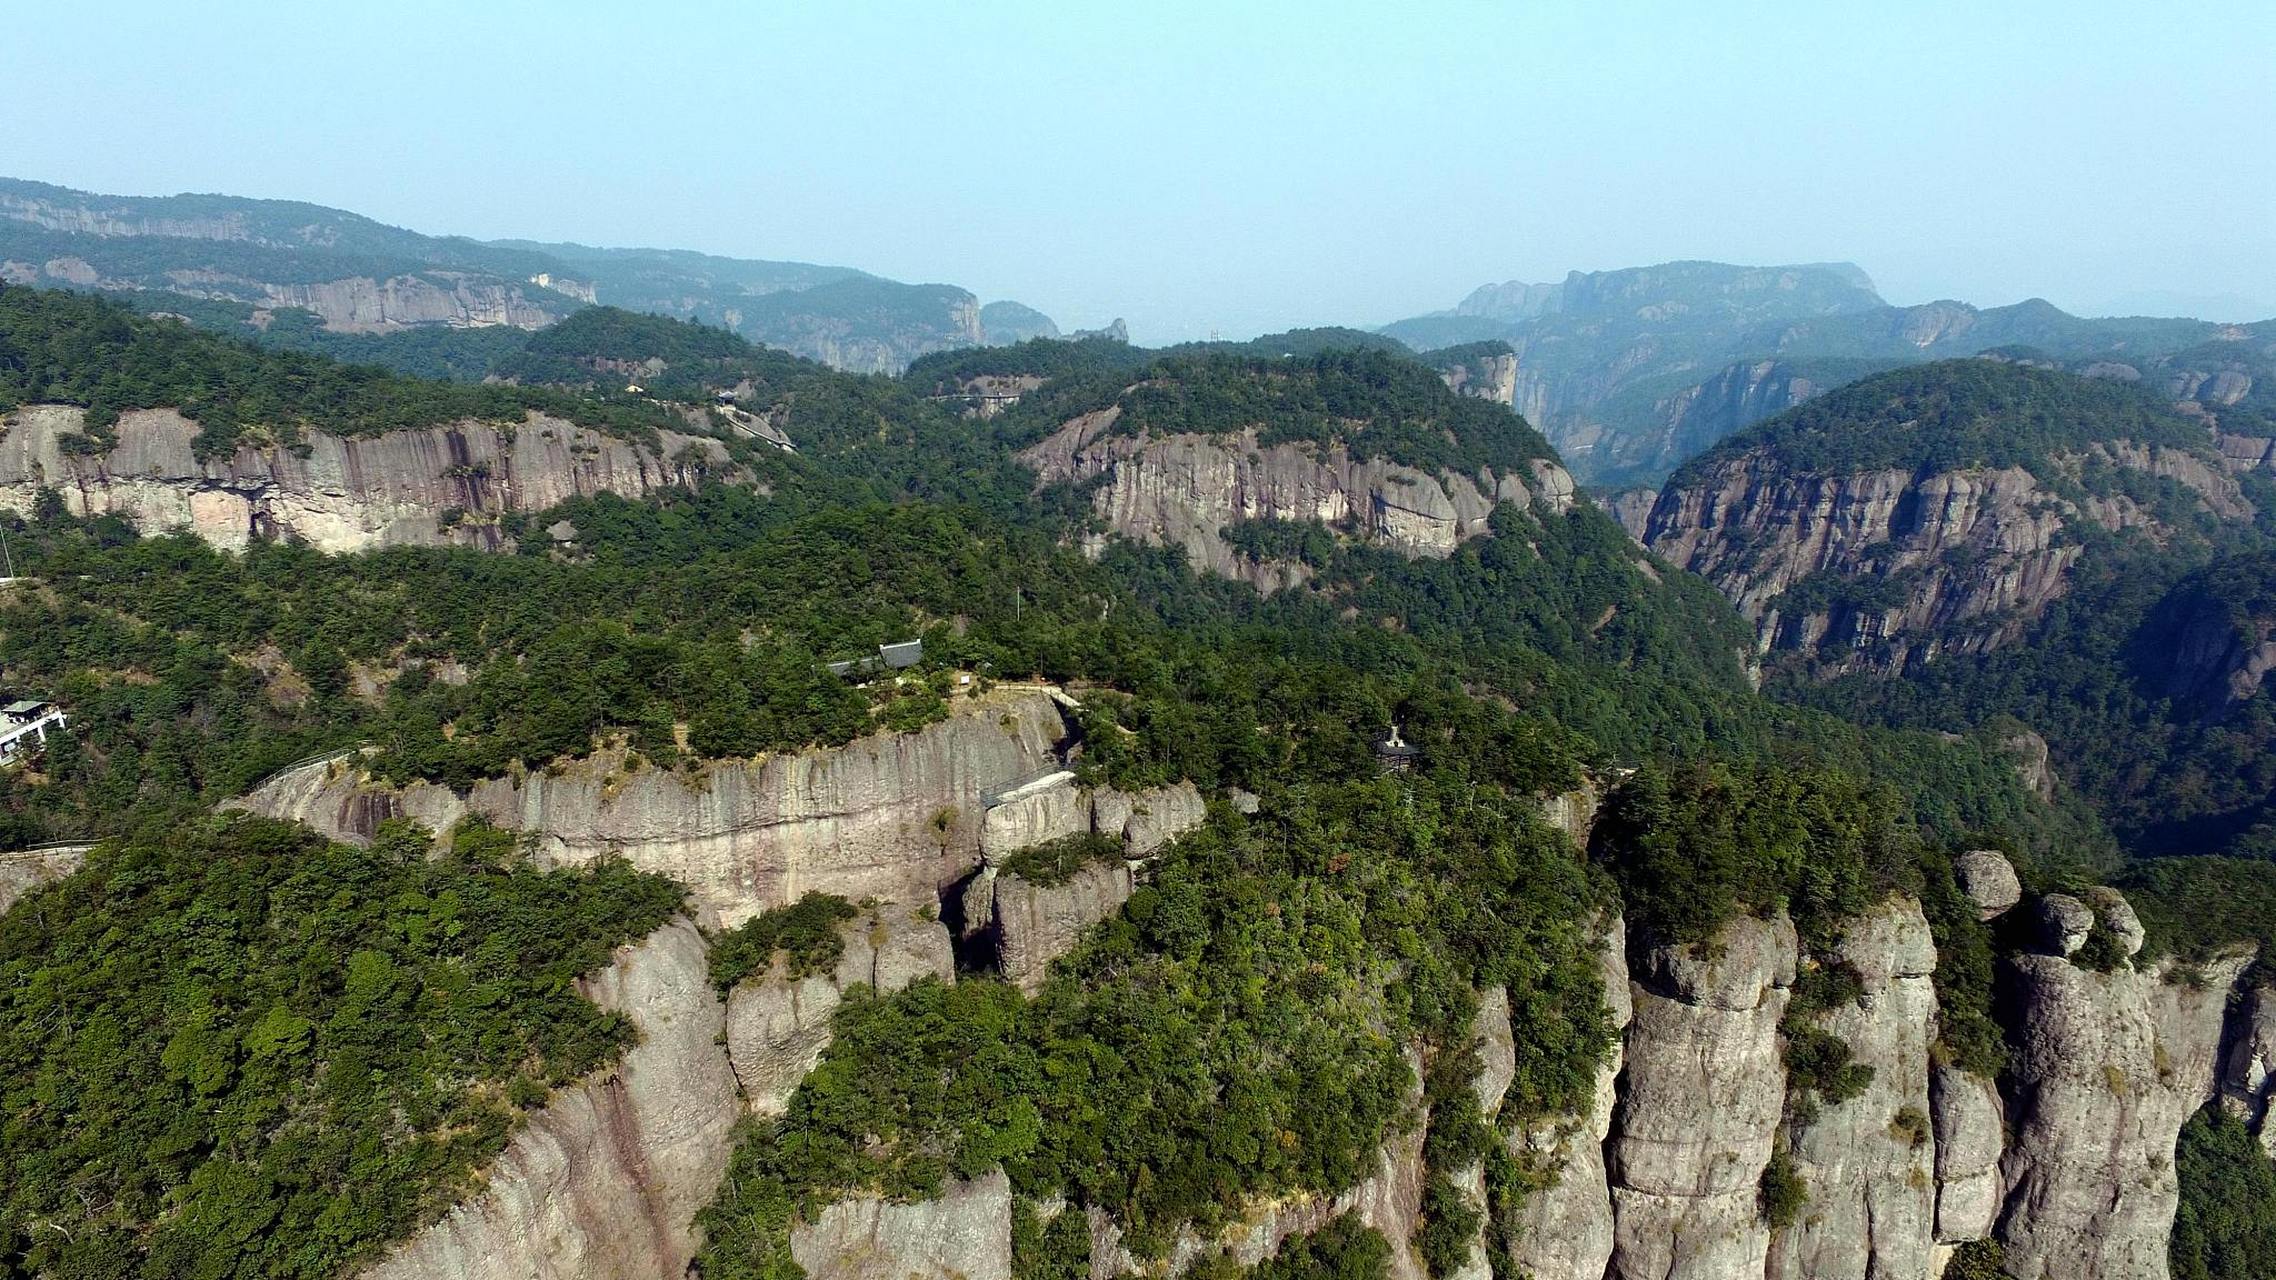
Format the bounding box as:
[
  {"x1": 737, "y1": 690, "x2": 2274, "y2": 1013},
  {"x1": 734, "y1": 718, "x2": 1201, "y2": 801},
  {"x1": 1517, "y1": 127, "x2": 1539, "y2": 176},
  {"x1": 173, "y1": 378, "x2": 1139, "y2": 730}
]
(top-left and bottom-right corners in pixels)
[
  {"x1": 997, "y1": 831, "x2": 1127, "y2": 887},
  {"x1": 2173, "y1": 1105, "x2": 2276, "y2": 1280},
  {"x1": 710, "y1": 893, "x2": 862, "y2": 988}
]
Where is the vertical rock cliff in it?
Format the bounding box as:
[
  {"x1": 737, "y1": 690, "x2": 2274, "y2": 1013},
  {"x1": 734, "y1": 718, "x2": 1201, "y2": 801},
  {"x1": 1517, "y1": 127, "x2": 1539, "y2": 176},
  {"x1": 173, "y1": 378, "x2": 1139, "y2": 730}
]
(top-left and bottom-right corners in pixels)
[
  {"x1": 1504, "y1": 916, "x2": 1631, "y2": 1280},
  {"x1": 1767, "y1": 900, "x2": 1938, "y2": 1280},
  {"x1": 357, "y1": 920, "x2": 739, "y2": 1280},
  {"x1": 722, "y1": 904, "x2": 956, "y2": 1115},
  {"x1": 297, "y1": 828, "x2": 2276, "y2": 1280},
  {"x1": 963, "y1": 777, "x2": 1207, "y2": 989},
  {"x1": 1996, "y1": 902, "x2": 2251, "y2": 1280},
  {"x1": 1608, "y1": 913, "x2": 1798, "y2": 1280},
  {"x1": 240, "y1": 686, "x2": 1076, "y2": 928},
  {"x1": 0, "y1": 845, "x2": 87, "y2": 914},
  {"x1": 1019, "y1": 411, "x2": 1570, "y2": 586},
  {"x1": 0, "y1": 405, "x2": 731, "y2": 553},
  {"x1": 792, "y1": 1171, "x2": 1015, "y2": 1280},
  {"x1": 1639, "y1": 444, "x2": 2248, "y2": 675}
]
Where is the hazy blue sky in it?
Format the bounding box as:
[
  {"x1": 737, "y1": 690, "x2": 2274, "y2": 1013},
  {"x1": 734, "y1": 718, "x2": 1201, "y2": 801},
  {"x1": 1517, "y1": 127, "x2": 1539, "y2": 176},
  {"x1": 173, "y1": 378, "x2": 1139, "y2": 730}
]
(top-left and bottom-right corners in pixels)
[{"x1": 6, "y1": 1, "x2": 2271, "y2": 340}]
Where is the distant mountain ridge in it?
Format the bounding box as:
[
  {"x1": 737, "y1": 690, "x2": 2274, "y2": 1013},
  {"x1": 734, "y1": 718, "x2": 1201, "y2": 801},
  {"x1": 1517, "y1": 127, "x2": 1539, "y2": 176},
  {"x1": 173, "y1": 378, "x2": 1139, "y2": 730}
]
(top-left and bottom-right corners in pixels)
[
  {"x1": 1384, "y1": 260, "x2": 2261, "y2": 487},
  {"x1": 0, "y1": 177, "x2": 1054, "y2": 372}
]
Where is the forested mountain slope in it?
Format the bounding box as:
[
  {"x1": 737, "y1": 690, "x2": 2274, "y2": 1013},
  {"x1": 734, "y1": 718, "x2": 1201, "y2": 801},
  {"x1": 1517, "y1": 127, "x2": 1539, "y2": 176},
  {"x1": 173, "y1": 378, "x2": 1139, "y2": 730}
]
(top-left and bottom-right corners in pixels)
[
  {"x1": 1638, "y1": 359, "x2": 2264, "y2": 676},
  {"x1": 1629, "y1": 355, "x2": 2276, "y2": 873},
  {"x1": 6, "y1": 286, "x2": 2276, "y2": 1280}
]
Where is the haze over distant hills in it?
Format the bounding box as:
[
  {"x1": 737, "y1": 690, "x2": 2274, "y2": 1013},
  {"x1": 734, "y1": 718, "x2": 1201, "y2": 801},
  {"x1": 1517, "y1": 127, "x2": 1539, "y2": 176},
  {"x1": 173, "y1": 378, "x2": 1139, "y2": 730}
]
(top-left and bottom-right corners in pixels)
[
  {"x1": 1380, "y1": 260, "x2": 2269, "y2": 487},
  {"x1": 0, "y1": 177, "x2": 1058, "y2": 373}
]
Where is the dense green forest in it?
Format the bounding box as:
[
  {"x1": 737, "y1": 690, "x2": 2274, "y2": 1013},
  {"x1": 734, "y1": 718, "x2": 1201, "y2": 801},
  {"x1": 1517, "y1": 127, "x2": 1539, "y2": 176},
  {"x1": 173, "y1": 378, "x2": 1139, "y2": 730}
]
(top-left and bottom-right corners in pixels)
[
  {"x1": 9, "y1": 292, "x2": 2276, "y2": 1278},
  {"x1": 1670, "y1": 358, "x2": 2217, "y2": 483},
  {"x1": 989, "y1": 346, "x2": 1557, "y2": 477},
  {"x1": 0, "y1": 814, "x2": 682, "y2": 1279},
  {"x1": 0, "y1": 287, "x2": 670, "y2": 456}
]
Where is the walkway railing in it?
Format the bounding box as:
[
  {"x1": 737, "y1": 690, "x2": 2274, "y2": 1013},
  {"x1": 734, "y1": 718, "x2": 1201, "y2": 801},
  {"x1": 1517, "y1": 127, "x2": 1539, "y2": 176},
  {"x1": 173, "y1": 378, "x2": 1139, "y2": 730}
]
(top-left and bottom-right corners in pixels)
[
  {"x1": 1, "y1": 838, "x2": 96, "y2": 859},
  {"x1": 983, "y1": 767, "x2": 1075, "y2": 809},
  {"x1": 239, "y1": 745, "x2": 369, "y2": 797}
]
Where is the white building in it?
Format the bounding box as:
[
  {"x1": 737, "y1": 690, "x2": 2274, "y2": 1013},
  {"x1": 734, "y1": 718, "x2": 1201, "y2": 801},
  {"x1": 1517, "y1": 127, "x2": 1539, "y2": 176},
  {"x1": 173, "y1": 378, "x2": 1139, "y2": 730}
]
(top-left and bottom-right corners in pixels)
[{"x1": 0, "y1": 700, "x2": 68, "y2": 765}]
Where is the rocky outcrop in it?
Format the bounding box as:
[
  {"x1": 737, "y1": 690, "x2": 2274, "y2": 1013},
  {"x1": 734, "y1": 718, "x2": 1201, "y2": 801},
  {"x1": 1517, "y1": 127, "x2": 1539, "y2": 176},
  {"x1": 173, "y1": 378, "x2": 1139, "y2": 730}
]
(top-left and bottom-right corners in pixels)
[
  {"x1": 966, "y1": 777, "x2": 1207, "y2": 989},
  {"x1": 1540, "y1": 777, "x2": 1605, "y2": 848},
  {"x1": 1932, "y1": 1064, "x2": 2005, "y2": 1245},
  {"x1": 0, "y1": 256, "x2": 573, "y2": 331},
  {"x1": 1504, "y1": 916, "x2": 1631, "y2": 1280},
  {"x1": 241, "y1": 686, "x2": 1075, "y2": 929},
  {"x1": 792, "y1": 1170, "x2": 1013, "y2": 1280},
  {"x1": 991, "y1": 861, "x2": 1137, "y2": 991},
  {"x1": 1608, "y1": 912, "x2": 1797, "y2": 1280},
  {"x1": 1638, "y1": 442, "x2": 2251, "y2": 675},
  {"x1": 359, "y1": 920, "x2": 738, "y2": 1280},
  {"x1": 0, "y1": 405, "x2": 731, "y2": 553},
  {"x1": 723, "y1": 904, "x2": 956, "y2": 1114},
  {"x1": 2149, "y1": 576, "x2": 2276, "y2": 715},
  {"x1": 1436, "y1": 349, "x2": 1520, "y2": 407},
  {"x1": 1767, "y1": 899, "x2": 1937, "y2": 1280},
  {"x1": 1955, "y1": 849, "x2": 2024, "y2": 921},
  {"x1": 1603, "y1": 488, "x2": 1659, "y2": 543},
  {"x1": 1577, "y1": 360, "x2": 1846, "y2": 487},
  {"x1": 1019, "y1": 412, "x2": 1570, "y2": 586},
  {"x1": 2221, "y1": 983, "x2": 2276, "y2": 1157},
  {"x1": 1996, "y1": 930, "x2": 2253, "y2": 1280},
  {"x1": 1999, "y1": 727, "x2": 2058, "y2": 802},
  {"x1": 254, "y1": 274, "x2": 569, "y2": 332},
  {"x1": 0, "y1": 845, "x2": 87, "y2": 914},
  {"x1": 720, "y1": 857, "x2": 2276, "y2": 1280}
]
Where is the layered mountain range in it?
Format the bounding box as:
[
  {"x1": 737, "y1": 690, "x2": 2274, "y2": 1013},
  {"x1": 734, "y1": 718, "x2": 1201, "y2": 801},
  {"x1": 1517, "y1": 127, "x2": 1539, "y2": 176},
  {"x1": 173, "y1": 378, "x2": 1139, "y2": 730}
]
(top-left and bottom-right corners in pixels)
[
  {"x1": 1383, "y1": 261, "x2": 2254, "y2": 487},
  {"x1": 0, "y1": 177, "x2": 1055, "y2": 371}
]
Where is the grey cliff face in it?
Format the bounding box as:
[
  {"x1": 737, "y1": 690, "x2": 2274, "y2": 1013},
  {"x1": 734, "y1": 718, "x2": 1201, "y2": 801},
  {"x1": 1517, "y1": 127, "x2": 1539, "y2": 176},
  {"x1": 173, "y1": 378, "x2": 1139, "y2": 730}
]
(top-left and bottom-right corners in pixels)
[
  {"x1": 251, "y1": 274, "x2": 569, "y2": 332},
  {"x1": 989, "y1": 861, "x2": 1137, "y2": 991},
  {"x1": 1639, "y1": 442, "x2": 2250, "y2": 675},
  {"x1": 2222, "y1": 983, "x2": 2276, "y2": 1156},
  {"x1": 0, "y1": 405, "x2": 729, "y2": 554},
  {"x1": 1597, "y1": 360, "x2": 1836, "y2": 486},
  {"x1": 723, "y1": 904, "x2": 955, "y2": 1114},
  {"x1": 240, "y1": 687, "x2": 1076, "y2": 929},
  {"x1": 792, "y1": 1170, "x2": 1014, "y2": 1280},
  {"x1": 1933, "y1": 1064, "x2": 2007, "y2": 1247},
  {"x1": 1609, "y1": 912, "x2": 1798, "y2": 1280},
  {"x1": 1019, "y1": 410, "x2": 1571, "y2": 587},
  {"x1": 358, "y1": 920, "x2": 739, "y2": 1280},
  {"x1": 1767, "y1": 899, "x2": 1938, "y2": 1280},
  {"x1": 1539, "y1": 777, "x2": 1606, "y2": 848},
  {"x1": 1996, "y1": 935, "x2": 2252, "y2": 1280},
  {"x1": 314, "y1": 822, "x2": 2276, "y2": 1280},
  {"x1": 1437, "y1": 351, "x2": 1521, "y2": 407},
  {"x1": 0, "y1": 846, "x2": 87, "y2": 914}
]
